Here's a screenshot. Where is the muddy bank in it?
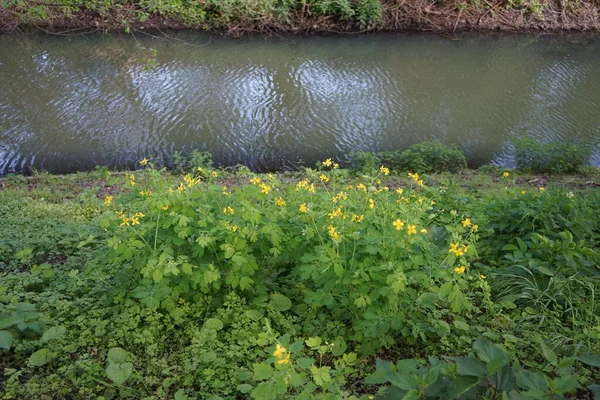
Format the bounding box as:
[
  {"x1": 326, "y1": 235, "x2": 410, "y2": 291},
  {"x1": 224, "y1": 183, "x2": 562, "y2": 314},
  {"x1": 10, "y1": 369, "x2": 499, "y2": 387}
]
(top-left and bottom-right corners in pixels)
[{"x1": 1, "y1": 0, "x2": 599, "y2": 35}]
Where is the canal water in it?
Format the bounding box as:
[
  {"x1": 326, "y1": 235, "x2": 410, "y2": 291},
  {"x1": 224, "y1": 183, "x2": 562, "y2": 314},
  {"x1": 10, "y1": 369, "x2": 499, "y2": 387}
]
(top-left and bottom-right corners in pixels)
[{"x1": 1, "y1": 32, "x2": 599, "y2": 174}]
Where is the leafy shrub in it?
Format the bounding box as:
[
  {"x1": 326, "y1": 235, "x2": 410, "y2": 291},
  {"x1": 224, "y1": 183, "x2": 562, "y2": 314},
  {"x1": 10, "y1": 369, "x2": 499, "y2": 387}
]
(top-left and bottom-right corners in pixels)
[
  {"x1": 349, "y1": 143, "x2": 467, "y2": 174},
  {"x1": 514, "y1": 138, "x2": 590, "y2": 174},
  {"x1": 389, "y1": 142, "x2": 467, "y2": 174},
  {"x1": 367, "y1": 337, "x2": 600, "y2": 399},
  {"x1": 102, "y1": 162, "x2": 484, "y2": 354}
]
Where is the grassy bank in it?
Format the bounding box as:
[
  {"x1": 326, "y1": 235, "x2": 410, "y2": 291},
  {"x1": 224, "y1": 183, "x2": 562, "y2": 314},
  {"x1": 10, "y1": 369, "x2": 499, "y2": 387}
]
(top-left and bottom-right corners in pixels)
[
  {"x1": 1, "y1": 0, "x2": 599, "y2": 34},
  {"x1": 1, "y1": 163, "x2": 599, "y2": 399}
]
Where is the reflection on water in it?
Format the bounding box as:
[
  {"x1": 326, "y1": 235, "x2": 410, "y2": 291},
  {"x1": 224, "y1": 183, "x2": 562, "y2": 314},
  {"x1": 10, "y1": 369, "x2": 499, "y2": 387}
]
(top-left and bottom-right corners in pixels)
[{"x1": 0, "y1": 33, "x2": 599, "y2": 174}]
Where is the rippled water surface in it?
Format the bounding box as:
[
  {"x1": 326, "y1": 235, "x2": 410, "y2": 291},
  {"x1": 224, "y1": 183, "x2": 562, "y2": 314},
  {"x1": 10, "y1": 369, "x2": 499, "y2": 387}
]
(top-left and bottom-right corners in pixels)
[{"x1": 1, "y1": 32, "x2": 599, "y2": 174}]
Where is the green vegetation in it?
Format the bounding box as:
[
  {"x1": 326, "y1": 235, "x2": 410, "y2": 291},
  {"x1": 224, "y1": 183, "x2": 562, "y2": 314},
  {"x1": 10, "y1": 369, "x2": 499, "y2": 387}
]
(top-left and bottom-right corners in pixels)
[
  {"x1": 1, "y1": 160, "x2": 599, "y2": 399},
  {"x1": 514, "y1": 139, "x2": 591, "y2": 174},
  {"x1": 1, "y1": 0, "x2": 598, "y2": 33}
]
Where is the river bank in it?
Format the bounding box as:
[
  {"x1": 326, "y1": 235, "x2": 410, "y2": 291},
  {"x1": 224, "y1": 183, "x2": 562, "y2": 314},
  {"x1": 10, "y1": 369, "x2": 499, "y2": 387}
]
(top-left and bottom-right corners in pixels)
[
  {"x1": 1, "y1": 166, "x2": 599, "y2": 399},
  {"x1": 1, "y1": 0, "x2": 599, "y2": 35}
]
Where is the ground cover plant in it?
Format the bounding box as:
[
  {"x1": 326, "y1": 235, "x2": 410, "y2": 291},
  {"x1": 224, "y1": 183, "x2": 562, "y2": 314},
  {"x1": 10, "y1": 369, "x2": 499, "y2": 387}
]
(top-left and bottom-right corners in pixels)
[{"x1": 0, "y1": 161, "x2": 599, "y2": 399}]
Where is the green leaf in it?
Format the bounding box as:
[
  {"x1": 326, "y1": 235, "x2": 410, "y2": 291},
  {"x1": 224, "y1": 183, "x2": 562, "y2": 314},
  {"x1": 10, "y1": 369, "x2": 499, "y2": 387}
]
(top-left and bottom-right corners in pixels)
[
  {"x1": 204, "y1": 318, "x2": 224, "y2": 331},
  {"x1": 454, "y1": 357, "x2": 487, "y2": 377},
  {"x1": 297, "y1": 357, "x2": 315, "y2": 369},
  {"x1": 540, "y1": 342, "x2": 557, "y2": 365},
  {"x1": 29, "y1": 348, "x2": 54, "y2": 366},
  {"x1": 453, "y1": 320, "x2": 470, "y2": 331},
  {"x1": 305, "y1": 337, "x2": 322, "y2": 348},
  {"x1": 107, "y1": 347, "x2": 129, "y2": 364},
  {"x1": 253, "y1": 363, "x2": 273, "y2": 380},
  {"x1": 386, "y1": 372, "x2": 419, "y2": 391},
  {"x1": 237, "y1": 384, "x2": 253, "y2": 394},
  {"x1": 269, "y1": 293, "x2": 292, "y2": 312},
  {"x1": 446, "y1": 375, "x2": 479, "y2": 399},
  {"x1": 578, "y1": 355, "x2": 600, "y2": 367},
  {"x1": 42, "y1": 325, "x2": 66, "y2": 342},
  {"x1": 401, "y1": 389, "x2": 421, "y2": 400},
  {"x1": 334, "y1": 263, "x2": 344, "y2": 277},
  {"x1": 472, "y1": 338, "x2": 508, "y2": 374},
  {"x1": 106, "y1": 362, "x2": 133, "y2": 385},
  {"x1": 553, "y1": 373, "x2": 579, "y2": 393},
  {"x1": 516, "y1": 369, "x2": 549, "y2": 392},
  {"x1": 0, "y1": 330, "x2": 13, "y2": 349},
  {"x1": 395, "y1": 359, "x2": 423, "y2": 373}
]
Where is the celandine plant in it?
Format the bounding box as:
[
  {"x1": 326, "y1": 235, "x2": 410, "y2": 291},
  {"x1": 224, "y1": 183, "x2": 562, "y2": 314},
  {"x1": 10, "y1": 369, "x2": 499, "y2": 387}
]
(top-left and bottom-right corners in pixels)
[{"x1": 102, "y1": 159, "x2": 488, "y2": 354}]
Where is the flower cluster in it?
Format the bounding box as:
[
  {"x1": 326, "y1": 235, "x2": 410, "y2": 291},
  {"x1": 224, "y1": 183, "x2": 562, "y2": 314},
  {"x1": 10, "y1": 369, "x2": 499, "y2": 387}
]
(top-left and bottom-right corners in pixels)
[
  {"x1": 408, "y1": 172, "x2": 424, "y2": 187},
  {"x1": 449, "y1": 243, "x2": 468, "y2": 257},
  {"x1": 116, "y1": 211, "x2": 144, "y2": 226},
  {"x1": 272, "y1": 344, "x2": 290, "y2": 365}
]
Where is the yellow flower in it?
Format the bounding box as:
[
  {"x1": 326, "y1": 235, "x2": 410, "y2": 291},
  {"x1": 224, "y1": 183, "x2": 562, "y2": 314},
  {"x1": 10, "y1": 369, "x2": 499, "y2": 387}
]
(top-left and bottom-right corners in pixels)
[
  {"x1": 162, "y1": 205, "x2": 169, "y2": 211},
  {"x1": 449, "y1": 243, "x2": 465, "y2": 257},
  {"x1": 197, "y1": 167, "x2": 204, "y2": 173},
  {"x1": 308, "y1": 183, "x2": 316, "y2": 194},
  {"x1": 420, "y1": 228, "x2": 428, "y2": 234},
  {"x1": 322, "y1": 158, "x2": 333, "y2": 167},
  {"x1": 379, "y1": 166, "x2": 390, "y2": 176},
  {"x1": 276, "y1": 356, "x2": 290, "y2": 365},
  {"x1": 407, "y1": 225, "x2": 417, "y2": 235},
  {"x1": 319, "y1": 174, "x2": 329, "y2": 183},
  {"x1": 356, "y1": 183, "x2": 367, "y2": 193},
  {"x1": 275, "y1": 197, "x2": 286, "y2": 207},
  {"x1": 299, "y1": 203, "x2": 308, "y2": 213},
  {"x1": 539, "y1": 187, "x2": 545, "y2": 191},
  {"x1": 104, "y1": 195, "x2": 113, "y2": 205},
  {"x1": 273, "y1": 344, "x2": 287, "y2": 358},
  {"x1": 521, "y1": 190, "x2": 526, "y2": 195},
  {"x1": 128, "y1": 174, "x2": 136, "y2": 186},
  {"x1": 393, "y1": 219, "x2": 404, "y2": 231},
  {"x1": 139, "y1": 190, "x2": 152, "y2": 197},
  {"x1": 396, "y1": 188, "x2": 403, "y2": 195},
  {"x1": 333, "y1": 163, "x2": 340, "y2": 169},
  {"x1": 139, "y1": 158, "x2": 148, "y2": 166},
  {"x1": 226, "y1": 224, "x2": 238, "y2": 232},
  {"x1": 296, "y1": 179, "x2": 309, "y2": 190},
  {"x1": 327, "y1": 225, "x2": 340, "y2": 241},
  {"x1": 351, "y1": 214, "x2": 364, "y2": 223},
  {"x1": 480, "y1": 274, "x2": 486, "y2": 279},
  {"x1": 417, "y1": 179, "x2": 424, "y2": 187},
  {"x1": 328, "y1": 206, "x2": 343, "y2": 219},
  {"x1": 223, "y1": 206, "x2": 235, "y2": 215},
  {"x1": 259, "y1": 183, "x2": 272, "y2": 195},
  {"x1": 472, "y1": 224, "x2": 478, "y2": 231},
  {"x1": 567, "y1": 191, "x2": 575, "y2": 199},
  {"x1": 502, "y1": 172, "x2": 510, "y2": 177},
  {"x1": 177, "y1": 183, "x2": 185, "y2": 193},
  {"x1": 454, "y1": 266, "x2": 466, "y2": 274},
  {"x1": 368, "y1": 199, "x2": 374, "y2": 209},
  {"x1": 376, "y1": 178, "x2": 381, "y2": 185},
  {"x1": 168, "y1": 187, "x2": 174, "y2": 195},
  {"x1": 212, "y1": 171, "x2": 218, "y2": 178},
  {"x1": 250, "y1": 177, "x2": 262, "y2": 185},
  {"x1": 462, "y1": 218, "x2": 472, "y2": 228}
]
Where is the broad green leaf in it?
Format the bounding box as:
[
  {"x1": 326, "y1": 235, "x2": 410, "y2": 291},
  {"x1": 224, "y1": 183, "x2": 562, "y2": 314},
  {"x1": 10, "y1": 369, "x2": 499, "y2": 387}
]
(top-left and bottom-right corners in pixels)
[
  {"x1": 29, "y1": 348, "x2": 54, "y2": 366},
  {"x1": 453, "y1": 320, "x2": 470, "y2": 331},
  {"x1": 578, "y1": 355, "x2": 600, "y2": 367},
  {"x1": 454, "y1": 357, "x2": 487, "y2": 377},
  {"x1": 401, "y1": 389, "x2": 421, "y2": 400},
  {"x1": 106, "y1": 362, "x2": 133, "y2": 385},
  {"x1": 386, "y1": 372, "x2": 419, "y2": 391},
  {"x1": 446, "y1": 375, "x2": 479, "y2": 399},
  {"x1": 297, "y1": 357, "x2": 315, "y2": 369},
  {"x1": 489, "y1": 365, "x2": 516, "y2": 391},
  {"x1": 540, "y1": 341, "x2": 557, "y2": 365},
  {"x1": 107, "y1": 347, "x2": 129, "y2": 364},
  {"x1": 516, "y1": 369, "x2": 549, "y2": 391},
  {"x1": 0, "y1": 330, "x2": 13, "y2": 349},
  {"x1": 395, "y1": 359, "x2": 423, "y2": 373},
  {"x1": 269, "y1": 293, "x2": 292, "y2": 312},
  {"x1": 42, "y1": 325, "x2": 66, "y2": 342},
  {"x1": 253, "y1": 363, "x2": 273, "y2": 380},
  {"x1": 237, "y1": 384, "x2": 253, "y2": 394},
  {"x1": 204, "y1": 318, "x2": 224, "y2": 331},
  {"x1": 553, "y1": 373, "x2": 579, "y2": 393},
  {"x1": 472, "y1": 338, "x2": 508, "y2": 374}
]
